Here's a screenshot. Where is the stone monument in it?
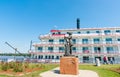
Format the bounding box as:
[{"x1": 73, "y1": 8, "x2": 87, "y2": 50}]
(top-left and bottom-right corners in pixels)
[{"x1": 60, "y1": 32, "x2": 79, "y2": 75}]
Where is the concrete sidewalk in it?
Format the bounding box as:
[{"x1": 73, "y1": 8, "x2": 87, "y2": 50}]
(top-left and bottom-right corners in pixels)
[{"x1": 40, "y1": 67, "x2": 99, "y2": 77}]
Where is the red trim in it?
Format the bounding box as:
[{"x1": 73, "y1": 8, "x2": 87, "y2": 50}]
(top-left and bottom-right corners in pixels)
[
  {"x1": 52, "y1": 34, "x2": 65, "y2": 36},
  {"x1": 50, "y1": 30, "x2": 60, "y2": 32}
]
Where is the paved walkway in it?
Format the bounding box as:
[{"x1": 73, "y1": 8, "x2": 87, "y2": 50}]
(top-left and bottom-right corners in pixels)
[{"x1": 40, "y1": 67, "x2": 99, "y2": 77}]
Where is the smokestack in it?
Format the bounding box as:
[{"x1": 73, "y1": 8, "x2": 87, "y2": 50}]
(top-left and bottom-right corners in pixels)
[{"x1": 77, "y1": 18, "x2": 80, "y2": 29}]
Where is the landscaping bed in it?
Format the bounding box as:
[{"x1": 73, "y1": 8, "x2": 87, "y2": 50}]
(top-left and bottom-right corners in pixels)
[
  {"x1": 0, "y1": 62, "x2": 58, "y2": 77},
  {"x1": 0, "y1": 66, "x2": 42, "y2": 76}
]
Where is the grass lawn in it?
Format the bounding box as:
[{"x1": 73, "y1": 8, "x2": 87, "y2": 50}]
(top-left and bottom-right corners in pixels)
[
  {"x1": 0, "y1": 63, "x2": 119, "y2": 77},
  {"x1": 79, "y1": 64, "x2": 120, "y2": 77}
]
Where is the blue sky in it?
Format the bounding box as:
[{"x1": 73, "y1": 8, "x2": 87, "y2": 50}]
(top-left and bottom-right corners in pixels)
[{"x1": 0, "y1": 0, "x2": 120, "y2": 53}]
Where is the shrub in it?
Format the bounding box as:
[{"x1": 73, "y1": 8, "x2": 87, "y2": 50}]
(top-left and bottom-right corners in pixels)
[
  {"x1": 13, "y1": 62, "x2": 23, "y2": 72},
  {"x1": 23, "y1": 62, "x2": 29, "y2": 69},
  {"x1": 1, "y1": 62, "x2": 8, "y2": 71},
  {"x1": 40, "y1": 64, "x2": 46, "y2": 68},
  {"x1": 8, "y1": 62, "x2": 15, "y2": 69}
]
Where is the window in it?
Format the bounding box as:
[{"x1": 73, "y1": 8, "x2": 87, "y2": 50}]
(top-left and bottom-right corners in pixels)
[
  {"x1": 59, "y1": 39, "x2": 64, "y2": 44},
  {"x1": 118, "y1": 38, "x2": 120, "y2": 41},
  {"x1": 58, "y1": 32, "x2": 61, "y2": 34},
  {"x1": 48, "y1": 55, "x2": 51, "y2": 59},
  {"x1": 38, "y1": 55, "x2": 43, "y2": 59},
  {"x1": 52, "y1": 56, "x2": 54, "y2": 59},
  {"x1": 106, "y1": 38, "x2": 112, "y2": 44},
  {"x1": 95, "y1": 57, "x2": 101, "y2": 61},
  {"x1": 41, "y1": 55, "x2": 43, "y2": 59},
  {"x1": 87, "y1": 31, "x2": 90, "y2": 34},
  {"x1": 117, "y1": 38, "x2": 120, "y2": 44},
  {"x1": 78, "y1": 32, "x2": 81, "y2": 34},
  {"x1": 104, "y1": 30, "x2": 111, "y2": 35},
  {"x1": 94, "y1": 47, "x2": 101, "y2": 53},
  {"x1": 45, "y1": 55, "x2": 47, "y2": 59},
  {"x1": 82, "y1": 39, "x2": 88, "y2": 44},
  {"x1": 83, "y1": 56, "x2": 89, "y2": 63},
  {"x1": 72, "y1": 47, "x2": 76, "y2": 53},
  {"x1": 49, "y1": 39, "x2": 54, "y2": 44},
  {"x1": 82, "y1": 47, "x2": 89, "y2": 53},
  {"x1": 72, "y1": 39, "x2": 76, "y2": 44},
  {"x1": 116, "y1": 30, "x2": 120, "y2": 33},
  {"x1": 106, "y1": 47, "x2": 114, "y2": 53},
  {"x1": 96, "y1": 31, "x2": 100, "y2": 34},
  {"x1": 59, "y1": 47, "x2": 64, "y2": 50},
  {"x1": 94, "y1": 47, "x2": 98, "y2": 51},
  {"x1": 72, "y1": 47, "x2": 76, "y2": 50},
  {"x1": 94, "y1": 38, "x2": 100, "y2": 44},
  {"x1": 56, "y1": 56, "x2": 59, "y2": 59},
  {"x1": 48, "y1": 47, "x2": 53, "y2": 52},
  {"x1": 59, "y1": 47, "x2": 64, "y2": 52},
  {"x1": 52, "y1": 33, "x2": 55, "y2": 35},
  {"x1": 38, "y1": 55, "x2": 41, "y2": 59},
  {"x1": 83, "y1": 47, "x2": 88, "y2": 51},
  {"x1": 38, "y1": 47, "x2": 43, "y2": 51}
]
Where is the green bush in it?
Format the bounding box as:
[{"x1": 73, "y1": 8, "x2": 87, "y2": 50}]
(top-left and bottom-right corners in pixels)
[
  {"x1": 1, "y1": 62, "x2": 8, "y2": 71},
  {"x1": 8, "y1": 62, "x2": 15, "y2": 69},
  {"x1": 40, "y1": 64, "x2": 46, "y2": 68},
  {"x1": 13, "y1": 62, "x2": 23, "y2": 72},
  {"x1": 23, "y1": 62, "x2": 29, "y2": 69}
]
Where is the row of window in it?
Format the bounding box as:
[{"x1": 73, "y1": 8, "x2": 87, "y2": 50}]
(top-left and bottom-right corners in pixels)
[
  {"x1": 35, "y1": 55, "x2": 115, "y2": 62},
  {"x1": 35, "y1": 55, "x2": 60, "y2": 59},
  {"x1": 52, "y1": 30, "x2": 120, "y2": 35},
  {"x1": 38, "y1": 46, "x2": 116, "y2": 53},
  {"x1": 48, "y1": 38, "x2": 120, "y2": 44},
  {"x1": 77, "y1": 30, "x2": 120, "y2": 34}
]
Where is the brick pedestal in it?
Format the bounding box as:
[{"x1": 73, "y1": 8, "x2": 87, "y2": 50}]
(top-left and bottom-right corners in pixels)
[{"x1": 60, "y1": 56, "x2": 79, "y2": 75}]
